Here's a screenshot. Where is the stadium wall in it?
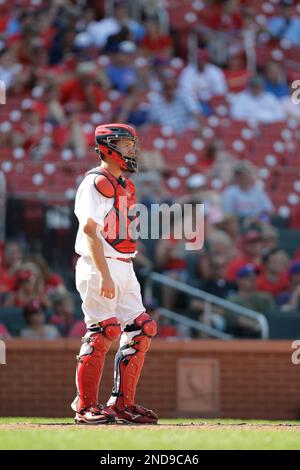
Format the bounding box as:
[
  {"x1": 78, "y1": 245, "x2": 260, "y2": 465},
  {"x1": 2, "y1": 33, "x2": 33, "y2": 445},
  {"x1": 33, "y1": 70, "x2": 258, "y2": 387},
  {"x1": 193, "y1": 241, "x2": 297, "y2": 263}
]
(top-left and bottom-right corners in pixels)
[{"x1": 0, "y1": 340, "x2": 299, "y2": 420}]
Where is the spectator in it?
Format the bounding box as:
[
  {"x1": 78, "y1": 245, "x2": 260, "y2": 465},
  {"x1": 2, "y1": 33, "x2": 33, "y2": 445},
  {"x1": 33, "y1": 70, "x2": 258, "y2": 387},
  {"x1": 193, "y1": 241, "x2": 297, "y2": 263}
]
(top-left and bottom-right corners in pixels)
[
  {"x1": 226, "y1": 264, "x2": 276, "y2": 337},
  {"x1": 277, "y1": 261, "x2": 300, "y2": 312},
  {"x1": 206, "y1": 0, "x2": 243, "y2": 33},
  {"x1": 268, "y1": 0, "x2": 300, "y2": 45},
  {"x1": 114, "y1": 85, "x2": 149, "y2": 127},
  {"x1": 182, "y1": 174, "x2": 224, "y2": 224},
  {"x1": 257, "y1": 248, "x2": 290, "y2": 297},
  {"x1": 0, "y1": 48, "x2": 23, "y2": 91},
  {"x1": 60, "y1": 62, "x2": 107, "y2": 112},
  {"x1": 48, "y1": 24, "x2": 76, "y2": 66},
  {"x1": 28, "y1": 254, "x2": 64, "y2": 295},
  {"x1": 189, "y1": 233, "x2": 237, "y2": 332},
  {"x1": 206, "y1": 140, "x2": 237, "y2": 185},
  {"x1": 261, "y1": 225, "x2": 279, "y2": 252},
  {"x1": 4, "y1": 263, "x2": 51, "y2": 308},
  {"x1": 104, "y1": 25, "x2": 134, "y2": 53},
  {"x1": 50, "y1": 292, "x2": 76, "y2": 336},
  {"x1": 230, "y1": 75, "x2": 286, "y2": 123},
  {"x1": 0, "y1": 241, "x2": 23, "y2": 294},
  {"x1": 264, "y1": 61, "x2": 289, "y2": 99},
  {"x1": 136, "y1": 148, "x2": 167, "y2": 174},
  {"x1": 179, "y1": 49, "x2": 227, "y2": 113},
  {"x1": 52, "y1": 106, "x2": 88, "y2": 158},
  {"x1": 45, "y1": 83, "x2": 67, "y2": 126},
  {"x1": 216, "y1": 214, "x2": 241, "y2": 250},
  {"x1": 224, "y1": 52, "x2": 250, "y2": 94},
  {"x1": 0, "y1": 323, "x2": 11, "y2": 340},
  {"x1": 133, "y1": 167, "x2": 168, "y2": 204},
  {"x1": 86, "y1": 1, "x2": 144, "y2": 49},
  {"x1": 20, "y1": 299, "x2": 60, "y2": 340},
  {"x1": 14, "y1": 101, "x2": 49, "y2": 159},
  {"x1": 140, "y1": 17, "x2": 173, "y2": 59},
  {"x1": 149, "y1": 70, "x2": 202, "y2": 132},
  {"x1": 226, "y1": 230, "x2": 264, "y2": 282},
  {"x1": 200, "y1": 0, "x2": 244, "y2": 65},
  {"x1": 222, "y1": 160, "x2": 274, "y2": 218},
  {"x1": 105, "y1": 40, "x2": 139, "y2": 93},
  {"x1": 190, "y1": 230, "x2": 235, "y2": 288}
]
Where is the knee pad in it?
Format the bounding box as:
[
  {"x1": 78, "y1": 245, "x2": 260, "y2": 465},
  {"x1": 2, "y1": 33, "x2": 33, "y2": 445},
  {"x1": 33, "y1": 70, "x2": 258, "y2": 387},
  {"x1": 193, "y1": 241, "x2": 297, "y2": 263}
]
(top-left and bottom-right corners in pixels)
[
  {"x1": 123, "y1": 312, "x2": 157, "y2": 353},
  {"x1": 133, "y1": 312, "x2": 157, "y2": 338},
  {"x1": 78, "y1": 316, "x2": 121, "y2": 358},
  {"x1": 100, "y1": 317, "x2": 121, "y2": 341}
]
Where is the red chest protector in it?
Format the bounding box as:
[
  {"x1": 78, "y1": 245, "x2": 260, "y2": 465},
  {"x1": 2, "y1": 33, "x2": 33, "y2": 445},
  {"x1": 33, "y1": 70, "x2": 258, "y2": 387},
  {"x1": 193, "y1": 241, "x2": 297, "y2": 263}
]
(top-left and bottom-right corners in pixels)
[{"x1": 86, "y1": 168, "x2": 137, "y2": 254}]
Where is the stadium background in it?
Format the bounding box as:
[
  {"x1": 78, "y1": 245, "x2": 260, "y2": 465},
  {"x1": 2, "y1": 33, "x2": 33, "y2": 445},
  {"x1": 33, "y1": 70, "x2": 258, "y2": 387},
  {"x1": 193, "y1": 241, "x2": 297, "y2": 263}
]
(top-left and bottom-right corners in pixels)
[{"x1": 0, "y1": 0, "x2": 300, "y2": 419}]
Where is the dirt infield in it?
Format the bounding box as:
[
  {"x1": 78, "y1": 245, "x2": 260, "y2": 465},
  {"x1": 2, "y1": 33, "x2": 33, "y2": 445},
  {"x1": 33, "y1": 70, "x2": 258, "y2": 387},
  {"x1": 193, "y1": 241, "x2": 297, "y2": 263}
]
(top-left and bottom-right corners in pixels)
[{"x1": 1, "y1": 422, "x2": 300, "y2": 431}]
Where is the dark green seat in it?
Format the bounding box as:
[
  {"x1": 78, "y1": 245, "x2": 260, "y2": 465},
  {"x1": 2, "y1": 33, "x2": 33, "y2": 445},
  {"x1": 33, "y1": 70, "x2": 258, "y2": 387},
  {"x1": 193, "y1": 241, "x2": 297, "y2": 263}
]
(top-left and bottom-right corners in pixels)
[
  {"x1": 0, "y1": 307, "x2": 26, "y2": 336},
  {"x1": 0, "y1": 307, "x2": 54, "y2": 336},
  {"x1": 277, "y1": 228, "x2": 300, "y2": 258},
  {"x1": 265, "y1": 310, "x2": 300, "y2": 339}
]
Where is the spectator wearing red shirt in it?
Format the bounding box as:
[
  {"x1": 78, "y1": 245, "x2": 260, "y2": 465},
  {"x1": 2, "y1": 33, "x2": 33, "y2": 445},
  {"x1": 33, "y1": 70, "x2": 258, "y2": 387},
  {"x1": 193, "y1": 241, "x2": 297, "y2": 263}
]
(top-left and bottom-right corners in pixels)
[
  {"x1": 60, "y1": 62, "x2": 106, "y2": 112},
  {"x1": 4, "y1": 263, "x2": 51, "y2": 309},
  {"x1": 257, "y1": 248, "x2": 290, "y2": 297},
  {"x1": 226, "y1": 230, "x2": 264, "y2": 282},
  {"x1": 207, "y1": 0, "x2": 243, "y2": 32},
  {"x1": 28, "y1": 254, "x2": 65, "y2": 296},
  {"x1": 224, "y1": 53, "x2": 250, "y2": 93},
  {"x1": 0, "y1": 241, "x2": 24, "y2": 295},
  {"x1": 141, "y1": 18, "x2": 173, "y2": 59},
  {"x1": 14, "y1": 101, "x2": 49, "y2": 159}
]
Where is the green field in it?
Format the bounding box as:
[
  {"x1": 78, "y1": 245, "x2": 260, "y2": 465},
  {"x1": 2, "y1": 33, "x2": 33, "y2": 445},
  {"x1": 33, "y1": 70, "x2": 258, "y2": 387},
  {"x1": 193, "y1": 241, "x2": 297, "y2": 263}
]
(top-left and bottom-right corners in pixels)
[{"x1": 1, "y1": 418, "x2": 300, "y2": 450}]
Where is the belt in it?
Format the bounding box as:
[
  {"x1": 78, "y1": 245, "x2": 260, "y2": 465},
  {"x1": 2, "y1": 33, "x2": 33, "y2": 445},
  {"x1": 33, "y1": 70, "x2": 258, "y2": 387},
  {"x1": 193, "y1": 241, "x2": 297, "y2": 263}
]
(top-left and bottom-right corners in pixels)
[{"x1": 105, "y1": 256, "x2": 133, "y2": 263}]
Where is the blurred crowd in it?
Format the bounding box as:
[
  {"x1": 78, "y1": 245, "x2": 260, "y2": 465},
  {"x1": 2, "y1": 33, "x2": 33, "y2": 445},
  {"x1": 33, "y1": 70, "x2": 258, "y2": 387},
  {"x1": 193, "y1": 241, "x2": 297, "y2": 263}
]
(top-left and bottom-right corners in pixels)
[
  {"x1": 0, "y1": 0, "x2": 300, "y2": 340},
  {"x1": 1, "y1": 0, "x2": 300, "y2": 159},
  {"x1": 0, "y1": 239, "x2": 87, "y2": 339}
]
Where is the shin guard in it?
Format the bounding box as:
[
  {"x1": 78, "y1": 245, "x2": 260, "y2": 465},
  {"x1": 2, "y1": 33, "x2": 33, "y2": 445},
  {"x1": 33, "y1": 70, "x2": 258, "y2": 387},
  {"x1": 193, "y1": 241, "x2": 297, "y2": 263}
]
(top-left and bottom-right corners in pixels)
[
  {"x1": 110, "y1": 312, "x2": 157, "y2": 409},
  {"x1": 76, "y1": 317, "x2": 121, "y2": 412}
]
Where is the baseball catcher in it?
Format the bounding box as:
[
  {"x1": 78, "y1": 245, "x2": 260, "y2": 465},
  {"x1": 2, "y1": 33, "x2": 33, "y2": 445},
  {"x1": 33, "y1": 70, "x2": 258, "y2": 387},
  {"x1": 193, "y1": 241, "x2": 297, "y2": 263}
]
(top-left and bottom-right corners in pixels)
[{"x1": 71, "y1": 123, "x2": 158, "y2": 425}]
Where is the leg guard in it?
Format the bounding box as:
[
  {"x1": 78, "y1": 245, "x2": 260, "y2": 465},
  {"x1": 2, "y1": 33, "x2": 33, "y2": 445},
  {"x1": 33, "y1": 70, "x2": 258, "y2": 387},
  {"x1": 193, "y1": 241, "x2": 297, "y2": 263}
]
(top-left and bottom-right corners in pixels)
[
  {"x1": 109, "y1": 312, "x2": 157, "y2": 409},
  {"x1": 75, "y1": 317, "x2": 121, "y2": 412}
]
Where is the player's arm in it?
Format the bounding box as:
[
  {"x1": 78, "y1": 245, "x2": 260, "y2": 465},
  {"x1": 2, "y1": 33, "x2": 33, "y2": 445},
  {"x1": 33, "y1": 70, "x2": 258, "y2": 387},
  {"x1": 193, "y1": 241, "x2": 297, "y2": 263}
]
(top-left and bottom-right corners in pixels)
[{"x1": 83, "y1": 217, "x2": 115, "y2": 299}]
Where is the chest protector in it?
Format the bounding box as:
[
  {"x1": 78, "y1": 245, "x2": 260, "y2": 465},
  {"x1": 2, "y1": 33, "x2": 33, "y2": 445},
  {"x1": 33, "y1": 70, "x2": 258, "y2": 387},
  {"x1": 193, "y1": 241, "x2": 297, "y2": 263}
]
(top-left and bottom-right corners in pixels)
[{"x1": 87, "y1": 168, "x2": 137, "y2": 254}]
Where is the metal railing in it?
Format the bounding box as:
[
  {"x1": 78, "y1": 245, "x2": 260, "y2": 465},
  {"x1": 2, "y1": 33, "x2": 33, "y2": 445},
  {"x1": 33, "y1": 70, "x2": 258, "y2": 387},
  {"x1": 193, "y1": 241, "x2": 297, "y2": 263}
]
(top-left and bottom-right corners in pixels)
[
  {"x1": 158, "y1": 307, "x2": 233, "y2": 339},
  {"x1": 145, "y1": 272, "x2": 270, "y2": 339}
]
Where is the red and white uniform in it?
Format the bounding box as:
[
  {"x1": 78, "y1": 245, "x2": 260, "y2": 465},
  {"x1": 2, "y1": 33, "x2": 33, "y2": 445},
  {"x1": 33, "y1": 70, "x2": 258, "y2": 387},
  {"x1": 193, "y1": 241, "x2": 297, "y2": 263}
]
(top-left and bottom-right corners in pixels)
[{"x1": 72, "y1": 123, "x2": 157, "y2": 424}]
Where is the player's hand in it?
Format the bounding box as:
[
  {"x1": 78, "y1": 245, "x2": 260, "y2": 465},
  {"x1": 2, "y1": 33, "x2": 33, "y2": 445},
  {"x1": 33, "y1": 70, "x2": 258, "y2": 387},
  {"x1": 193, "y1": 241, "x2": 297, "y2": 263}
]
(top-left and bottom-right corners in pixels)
[{"x1": 100, "y1": 276, "x2": 116, "y2": 299}]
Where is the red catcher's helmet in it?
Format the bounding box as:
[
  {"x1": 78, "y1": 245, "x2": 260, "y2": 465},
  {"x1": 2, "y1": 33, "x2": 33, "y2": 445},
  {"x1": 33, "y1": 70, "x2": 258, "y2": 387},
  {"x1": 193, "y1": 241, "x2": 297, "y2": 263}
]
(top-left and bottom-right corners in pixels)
[{"x1": 95, "y1": 123, "x2": 138, "y2": 172}]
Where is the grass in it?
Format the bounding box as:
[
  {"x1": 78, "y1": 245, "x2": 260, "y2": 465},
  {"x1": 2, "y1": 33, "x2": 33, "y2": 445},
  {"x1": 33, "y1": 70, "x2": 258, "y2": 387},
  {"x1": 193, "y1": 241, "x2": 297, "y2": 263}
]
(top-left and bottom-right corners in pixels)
[{"x1": 1, "y1": 418, "x2": 300, "y2": 450}]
